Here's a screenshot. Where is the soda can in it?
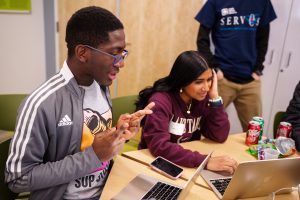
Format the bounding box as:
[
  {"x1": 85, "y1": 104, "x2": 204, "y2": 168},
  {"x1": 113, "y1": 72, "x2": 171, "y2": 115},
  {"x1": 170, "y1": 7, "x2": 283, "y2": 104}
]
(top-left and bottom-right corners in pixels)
[
  {"x1": 245, "y1": 120, "x2": 261, "y2": 145},
  {"x1": 276, "y1": 121, "x2": 292, "y2": 138},
  {"x1": 252, "y1": 116, "x2": 264, "y2": 140}
]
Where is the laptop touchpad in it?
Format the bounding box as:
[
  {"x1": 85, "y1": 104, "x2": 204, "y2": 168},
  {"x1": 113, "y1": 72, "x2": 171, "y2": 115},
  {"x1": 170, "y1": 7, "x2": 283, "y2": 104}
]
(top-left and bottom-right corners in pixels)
[{"x1": 112, "y1": 174, "x2": 157, "y2": 200}]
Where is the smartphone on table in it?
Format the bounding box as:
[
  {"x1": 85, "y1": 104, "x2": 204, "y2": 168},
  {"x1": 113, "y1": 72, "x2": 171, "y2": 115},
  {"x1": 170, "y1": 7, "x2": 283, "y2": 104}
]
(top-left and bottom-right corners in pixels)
[{"x1": 149, "y1": 156, "x2": 183, "y2": 180}]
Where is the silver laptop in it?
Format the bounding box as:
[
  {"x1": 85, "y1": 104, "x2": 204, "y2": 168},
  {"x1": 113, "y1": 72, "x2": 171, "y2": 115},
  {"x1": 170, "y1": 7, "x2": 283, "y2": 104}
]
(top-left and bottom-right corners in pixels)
[
  {"x1": 201, "y1": 156, "x2": 300, "y2": 199},
  {"x1": 112, "y1": 152, "x2": 213, "y2": 200}
]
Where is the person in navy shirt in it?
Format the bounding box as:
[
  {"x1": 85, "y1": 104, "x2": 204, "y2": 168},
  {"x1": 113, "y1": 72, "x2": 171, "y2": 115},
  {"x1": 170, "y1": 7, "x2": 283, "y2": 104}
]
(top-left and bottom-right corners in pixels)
[{"x1": 195, "y1": 0, "x2": 277, "y2": 131}]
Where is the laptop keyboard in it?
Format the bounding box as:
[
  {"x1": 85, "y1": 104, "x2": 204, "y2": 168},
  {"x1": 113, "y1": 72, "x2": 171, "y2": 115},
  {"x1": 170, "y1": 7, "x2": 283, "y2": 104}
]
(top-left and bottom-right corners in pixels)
[
  {"x1": 141, "y1": 181, "x2": 182, "y2": 200},
  {"x1": 210, "y1": 178, "x2": 232, "y2": 195}
]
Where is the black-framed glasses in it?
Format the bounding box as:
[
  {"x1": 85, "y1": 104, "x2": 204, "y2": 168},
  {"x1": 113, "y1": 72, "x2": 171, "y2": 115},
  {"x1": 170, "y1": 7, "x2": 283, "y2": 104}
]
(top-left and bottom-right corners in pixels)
[{"x1": 83, "y1": 45, "x2": 128, "y2": 65}]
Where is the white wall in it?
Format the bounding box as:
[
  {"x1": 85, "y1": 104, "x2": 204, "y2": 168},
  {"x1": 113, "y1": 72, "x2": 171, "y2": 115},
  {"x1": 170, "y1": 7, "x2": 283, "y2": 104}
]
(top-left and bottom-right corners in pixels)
[{"x1": 0, "y1": 0, "x2": 46, "y2": 94}]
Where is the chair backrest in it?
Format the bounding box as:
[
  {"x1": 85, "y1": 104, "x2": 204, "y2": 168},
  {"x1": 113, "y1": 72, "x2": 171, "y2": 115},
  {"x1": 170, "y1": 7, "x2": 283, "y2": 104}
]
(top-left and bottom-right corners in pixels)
[
  {"x1": 273, "y1": 111, "x2": 286, "y2": 138},
  {"x1": 0, "y1": 94, "x2": 27, "y2": 199},
  {"x1": 0, "y1": 94, "x2": 27, "y2": 131},
  {"x1": 111, "y1": 95, "x2": 137, "y2": 127},
  {"x1": 0, "y1": 138, "x2": 18, "y2": 200},
  {"x1": 111, "y1": 95, "x2": 143, "y2": 152}
]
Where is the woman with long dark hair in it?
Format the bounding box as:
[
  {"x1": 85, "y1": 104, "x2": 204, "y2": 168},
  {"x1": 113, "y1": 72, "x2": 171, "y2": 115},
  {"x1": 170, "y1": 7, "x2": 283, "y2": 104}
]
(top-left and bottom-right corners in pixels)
[{"x1": 136, "y1": 51, "x2": 238, "y2": 174}]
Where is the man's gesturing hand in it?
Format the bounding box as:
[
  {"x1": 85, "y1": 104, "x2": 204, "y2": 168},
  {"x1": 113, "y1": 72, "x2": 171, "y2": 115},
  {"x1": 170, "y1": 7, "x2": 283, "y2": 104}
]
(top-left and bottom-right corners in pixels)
[{"x1": 92, "y1": 123, "x2": 128, "y2": 162}]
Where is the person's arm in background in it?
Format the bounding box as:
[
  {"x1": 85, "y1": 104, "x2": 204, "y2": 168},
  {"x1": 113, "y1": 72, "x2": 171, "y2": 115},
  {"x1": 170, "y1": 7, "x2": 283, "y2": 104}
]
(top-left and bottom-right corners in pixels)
[
  {"x1": 196, "y1": 25, "x2": 219, "y2": 69},
  {"x1": 283, "y1": 81, "x2": 300, "y2": 151},
  {"x1": 252, "y1": 24, "x2": 270, "y2": 80},
  {"x1": 197, "y1": 25, "x2": 224, "y2": 80}
]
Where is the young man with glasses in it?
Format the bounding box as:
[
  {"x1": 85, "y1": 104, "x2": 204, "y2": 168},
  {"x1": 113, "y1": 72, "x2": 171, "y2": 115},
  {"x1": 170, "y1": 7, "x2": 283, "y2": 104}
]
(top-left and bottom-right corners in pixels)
[{"x1": 5, "y1": 6, "x2": 154, "y2": 200}]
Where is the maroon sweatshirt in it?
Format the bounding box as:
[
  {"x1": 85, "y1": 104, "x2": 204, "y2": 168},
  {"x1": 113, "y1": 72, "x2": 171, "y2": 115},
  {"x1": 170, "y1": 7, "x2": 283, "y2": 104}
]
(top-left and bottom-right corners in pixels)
[{"x1": 139, "y1": 91, "x2": 230, "y2": 168}]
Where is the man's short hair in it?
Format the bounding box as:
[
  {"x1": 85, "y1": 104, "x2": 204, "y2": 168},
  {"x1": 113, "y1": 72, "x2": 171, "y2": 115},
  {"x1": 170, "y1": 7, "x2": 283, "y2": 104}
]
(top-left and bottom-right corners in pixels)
[{"x1": 65, "y1": 6, "x2": 124, "y2": 58}]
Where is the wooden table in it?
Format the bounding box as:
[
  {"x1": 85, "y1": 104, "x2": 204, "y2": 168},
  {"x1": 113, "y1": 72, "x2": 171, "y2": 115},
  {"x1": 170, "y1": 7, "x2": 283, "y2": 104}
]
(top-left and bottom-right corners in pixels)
[
  {"x1": 0, "y1": 130, "x2": 13, "y2": 144},
  {"x1": 100, "y1": 155, "x2": 299, "y2": 200},
  {"x1": 121, "y1": 133, "x2": 257, "y2": 181},
  {"x1": 100, "y1": 155, "x2": 216, "y2": 200},
  {"x1": 122, "y1": 133, "x2": 299, "y2": 177},
  {"x1": 100, "y1": 133, "x2": 300, "y2": 200}
]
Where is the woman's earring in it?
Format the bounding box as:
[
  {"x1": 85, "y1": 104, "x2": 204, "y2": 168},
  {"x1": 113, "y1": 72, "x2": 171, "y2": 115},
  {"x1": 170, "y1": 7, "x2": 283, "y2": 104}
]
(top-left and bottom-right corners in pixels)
[{"x1": 180, "y1": 89, "x2": 183, "y2": 93}]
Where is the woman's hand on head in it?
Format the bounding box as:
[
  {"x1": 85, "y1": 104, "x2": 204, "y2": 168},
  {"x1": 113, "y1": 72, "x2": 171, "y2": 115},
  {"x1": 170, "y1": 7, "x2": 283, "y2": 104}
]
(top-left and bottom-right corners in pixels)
[
  {"x1": 206, "y1": 155, "x2": 238, "y2": 174},
  {"x1": 209, "y1": 69, "x2": 219, "y2": 99}
]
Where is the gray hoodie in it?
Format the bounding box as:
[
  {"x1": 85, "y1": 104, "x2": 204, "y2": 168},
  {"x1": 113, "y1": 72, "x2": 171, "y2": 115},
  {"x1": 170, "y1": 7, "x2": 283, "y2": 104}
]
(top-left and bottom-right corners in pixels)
[{"x1": 5, "y1": 62, "x2": 110, "y2": 199}]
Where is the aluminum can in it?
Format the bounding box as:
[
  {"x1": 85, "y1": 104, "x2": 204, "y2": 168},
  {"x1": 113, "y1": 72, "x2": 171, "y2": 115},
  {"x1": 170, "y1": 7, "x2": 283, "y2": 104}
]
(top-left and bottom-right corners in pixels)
[
  {"x1": 252, "y1": 116, "x2": 264, "y2": 140},
  {"x1": 246, "y1": 120, "x2": 261, "y2": 145},
  {"x1": 276, "y1": 121, "x2": 292, "y2": 138}
]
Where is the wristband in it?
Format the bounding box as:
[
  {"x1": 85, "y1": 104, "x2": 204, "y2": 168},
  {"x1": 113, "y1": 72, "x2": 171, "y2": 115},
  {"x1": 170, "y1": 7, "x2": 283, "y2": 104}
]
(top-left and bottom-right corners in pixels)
[{"x1": 208, "y1": 96, "x2": 223, "y2": 107}]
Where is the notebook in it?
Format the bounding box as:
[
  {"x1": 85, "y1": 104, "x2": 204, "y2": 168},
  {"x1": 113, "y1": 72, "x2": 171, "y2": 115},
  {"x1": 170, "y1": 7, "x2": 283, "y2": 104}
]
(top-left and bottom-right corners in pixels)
[
  {"x1": 112, "y1": 152, "x2": 213, "y2": 200},
  {"x1": 200, "y1": 156, "x2": 300, "y2": 199}
]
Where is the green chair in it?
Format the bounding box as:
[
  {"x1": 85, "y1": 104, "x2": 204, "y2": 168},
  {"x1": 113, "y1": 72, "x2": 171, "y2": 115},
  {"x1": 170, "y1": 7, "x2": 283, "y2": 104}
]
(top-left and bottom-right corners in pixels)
[
  {"x1": 0, "y1": 138, "x2": 19, "y2": 200},
  {"x1": 0, "y1": 94, "x2": 27, "y2": 131},
  {"x1": 273, "y1": 111, "x2": 286, "y2": 138},
  {"x1": 111, "y1": 95, "x2": 137, "y2": 127},
  {"x1": 111, "y1": 95, "x2": 141, "y2": 152},
  {"x1": 0, "y1": 94, "x2": 29, "y2": 200}
]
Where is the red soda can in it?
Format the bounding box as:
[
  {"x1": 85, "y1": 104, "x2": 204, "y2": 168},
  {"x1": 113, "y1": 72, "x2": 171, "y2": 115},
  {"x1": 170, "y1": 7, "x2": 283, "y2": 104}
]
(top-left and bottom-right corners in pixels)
[
  {"x1": 276, "y1": 122, "x2": 292, "y2": 138},
  {"x1": 246, "y1": 120, "x2": 261, "y2": 145}
]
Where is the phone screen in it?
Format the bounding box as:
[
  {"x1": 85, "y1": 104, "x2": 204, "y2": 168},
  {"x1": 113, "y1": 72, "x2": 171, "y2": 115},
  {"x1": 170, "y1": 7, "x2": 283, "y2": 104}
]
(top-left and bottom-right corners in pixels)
[{"x1": 150, "y1": 157, "x2": 183, "y2": 178}]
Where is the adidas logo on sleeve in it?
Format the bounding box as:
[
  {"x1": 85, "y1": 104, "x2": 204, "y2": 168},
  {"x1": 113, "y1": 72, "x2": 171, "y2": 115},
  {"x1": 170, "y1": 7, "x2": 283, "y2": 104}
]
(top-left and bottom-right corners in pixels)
[{"x1": 58, "y1": 115, "x2": 73, "y2": 127}]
